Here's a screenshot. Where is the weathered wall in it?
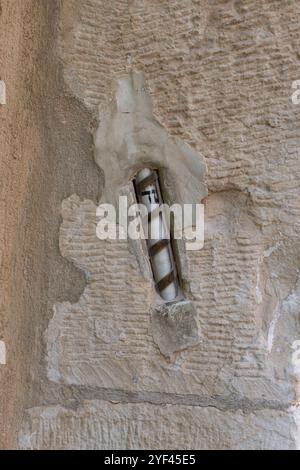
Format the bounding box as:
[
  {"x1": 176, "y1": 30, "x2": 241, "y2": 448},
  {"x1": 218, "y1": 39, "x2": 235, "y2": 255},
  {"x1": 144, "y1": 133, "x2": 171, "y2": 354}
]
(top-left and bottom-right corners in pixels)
[
  {"x1": 0, "y1": 0, "x2": 101, "y2": 448},
  {"x1": 1, "y1": 0, "x2": 300, "y2": 449},
  {"x1": 0, "y1": 0, "x2": 54, "y2": 447}
]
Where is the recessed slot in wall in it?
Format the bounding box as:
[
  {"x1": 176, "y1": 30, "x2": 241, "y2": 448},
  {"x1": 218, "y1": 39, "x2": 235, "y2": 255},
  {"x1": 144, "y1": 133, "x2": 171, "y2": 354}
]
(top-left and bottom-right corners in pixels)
[{"x1": 133, "y1": 168, "x2": 183, "y2": 303}]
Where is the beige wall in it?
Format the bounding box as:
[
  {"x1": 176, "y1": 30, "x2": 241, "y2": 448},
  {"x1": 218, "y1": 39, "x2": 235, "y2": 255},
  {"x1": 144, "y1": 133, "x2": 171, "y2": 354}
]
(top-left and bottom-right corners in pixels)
[{"x1": 1, "y1": 0, "x2": 300, "y2": 449}]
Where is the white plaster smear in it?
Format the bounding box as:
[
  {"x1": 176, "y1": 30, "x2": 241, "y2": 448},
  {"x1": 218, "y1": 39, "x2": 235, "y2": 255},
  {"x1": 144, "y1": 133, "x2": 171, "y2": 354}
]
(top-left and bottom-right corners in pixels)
[
  {"x1": 0, "y1": 340, "x2": 6, "y2": 365},
  {"x1": 0, "y1": 80, "x2": 6, "y2": 105}
]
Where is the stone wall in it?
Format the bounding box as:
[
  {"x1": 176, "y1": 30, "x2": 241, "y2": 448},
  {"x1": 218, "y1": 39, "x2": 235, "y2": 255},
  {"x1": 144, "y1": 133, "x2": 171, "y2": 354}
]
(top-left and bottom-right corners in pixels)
[{"x1": 1, "y1": 0, "x2": 300, "y2": 449}]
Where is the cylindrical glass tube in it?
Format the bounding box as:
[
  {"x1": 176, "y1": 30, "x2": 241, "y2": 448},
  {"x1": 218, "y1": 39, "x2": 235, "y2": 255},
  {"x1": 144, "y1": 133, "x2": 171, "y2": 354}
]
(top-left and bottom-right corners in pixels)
[{"x1": 134, "y1": 168, "x2": 178, "y2": 301}]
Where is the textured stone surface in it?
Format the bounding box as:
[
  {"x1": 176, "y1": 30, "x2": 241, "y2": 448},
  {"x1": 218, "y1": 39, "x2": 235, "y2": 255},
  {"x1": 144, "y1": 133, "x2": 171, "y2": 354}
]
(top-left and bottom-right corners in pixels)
[
  {"x1": 43, "y1": 0, "x2": 300, "y2": 448},
  {"x1": 1, "y1": 0, "x2": 300, "y2": 449},
  {"x1": 46, "y1": 191, "x2": 299, "y2": 403},
  {"x1": 94, "y1": 71, "x2": 207, "y2": 207},
  {"x1": 32, "y1": 0, "x2": 300, "y2": 449},
  {"x1": 150, "y1": 300, "x2": 201, "y2": 358},
  {"x1": 19, "y1": 400, "x2": 298, "y2": 450}
]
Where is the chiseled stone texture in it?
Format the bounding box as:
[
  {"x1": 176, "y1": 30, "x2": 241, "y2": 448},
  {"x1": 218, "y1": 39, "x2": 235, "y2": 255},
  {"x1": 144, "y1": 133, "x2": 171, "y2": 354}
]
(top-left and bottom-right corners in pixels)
[
  {"x1": 150, "y1": 301, "x2": 201, "y2": 359},
  {"x1": 31, "y1": 0, "x2": 300, "y2": 449},
  {"x1": 47, "y1": 191, "x2": 300, "y2": 402},
  {"x1": 19, "y1": 400, "x2": 298, "y2": 450}
]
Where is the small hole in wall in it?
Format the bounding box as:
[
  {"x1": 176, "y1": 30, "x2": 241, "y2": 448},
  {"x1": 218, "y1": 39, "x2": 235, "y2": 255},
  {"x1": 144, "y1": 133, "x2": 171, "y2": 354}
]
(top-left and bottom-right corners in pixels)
[{"x1": 133, "y1": 168, "x2": 183, "y2": 303}]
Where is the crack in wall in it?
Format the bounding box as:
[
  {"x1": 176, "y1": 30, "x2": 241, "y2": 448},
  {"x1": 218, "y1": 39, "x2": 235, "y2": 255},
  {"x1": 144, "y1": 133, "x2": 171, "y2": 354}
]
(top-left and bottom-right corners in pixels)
[{"x1": 31, "y1": 382, "x2": 291, "y2": 414}]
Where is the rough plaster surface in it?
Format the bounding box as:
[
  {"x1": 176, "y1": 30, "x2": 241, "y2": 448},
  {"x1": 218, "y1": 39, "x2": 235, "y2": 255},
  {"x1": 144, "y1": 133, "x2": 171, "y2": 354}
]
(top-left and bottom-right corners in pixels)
[
  {"x1": 18, "y1": 400, "x2": 298, "y2": 450},
  {"x1": 44, "y1": 189, "x2": 299, "y2": 401},
  {"x1": 0, "y1": 0, "x2": 100, "y2": 449},
  {"x1": 0, "y1": 0, "x2": 58, "y2": 448},
  {"x1": 1, "y1": 0, "x2": 300, "y2": 449},
  {"x1": 150, "y1": 300, "x2": 201, "y2": 358},
  {"x1": 94, "y1": 71, "x2": 207, "y2": 207}
]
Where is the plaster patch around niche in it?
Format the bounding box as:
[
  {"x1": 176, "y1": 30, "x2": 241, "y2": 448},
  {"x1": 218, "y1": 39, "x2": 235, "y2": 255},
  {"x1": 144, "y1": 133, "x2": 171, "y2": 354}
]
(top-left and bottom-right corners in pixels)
[
  {"x1": 46, "y1": 71, "x2": 297, "y2": 405},
  {"x1": 94, "y1": 71, "x2": 207, "y2": 207},
  {"x1": 46, "y1": 73, "x2": 209, "y2": 391},
  {"x1": 93, "y1": 71, "x2": 206, "y2": 348},
  {"x1": 150, "y1": 300, "x2": 201, "y2": 359}
]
